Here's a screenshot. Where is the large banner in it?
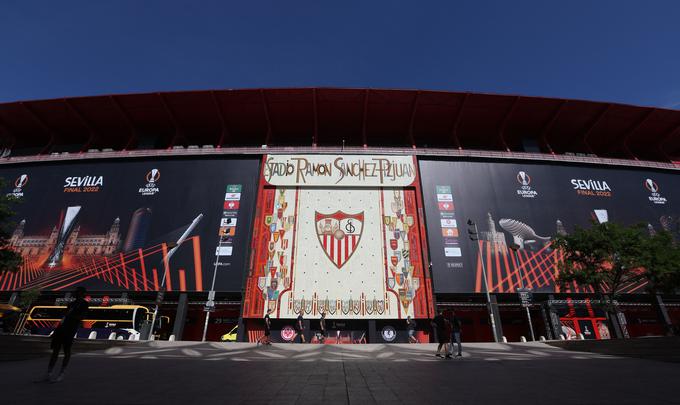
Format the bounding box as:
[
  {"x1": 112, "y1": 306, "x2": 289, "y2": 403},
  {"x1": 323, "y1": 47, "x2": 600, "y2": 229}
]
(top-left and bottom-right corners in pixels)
[
  {"x1": 0, "y1": 158, "x2": 259, "y2": 292},
  {"x1": 419, "y1": 159, "x2": 680, "y2": 294},
  {"x1": 243, "y1": 155, "x2": 434, "y2": 319}
]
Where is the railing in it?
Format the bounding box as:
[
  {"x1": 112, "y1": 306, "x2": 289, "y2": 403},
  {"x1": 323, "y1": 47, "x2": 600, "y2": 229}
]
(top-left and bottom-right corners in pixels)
[{"x1": 1, "y1": 146, "x2": 678, "y2": 171}]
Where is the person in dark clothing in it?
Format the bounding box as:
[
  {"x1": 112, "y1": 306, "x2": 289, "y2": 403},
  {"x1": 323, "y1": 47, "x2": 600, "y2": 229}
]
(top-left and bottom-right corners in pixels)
[
  {"x1": 257, "y1": 308, "x2": 272, "y2": 346},
  {"x1": 431, "y1": 311, "x2": 449, "y2": 357},
  {"x1": 41, "y1": 287, "x2": 89, "y2": 382},
  {"x1": 319, "y1": 312, "x2": 326, "y2": 343},
  {"x1": 292, "y1": 310, "x2": 306, "y2": 343},
  {"x1": 406, "y1": 316, "x2": 417, "y2": 343},
  {"x1": 448, "y1": 311, "x2": 463, "y2": 357}
]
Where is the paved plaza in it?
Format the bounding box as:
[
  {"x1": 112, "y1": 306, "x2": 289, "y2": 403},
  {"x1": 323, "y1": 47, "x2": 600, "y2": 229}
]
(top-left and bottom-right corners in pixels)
[{"x1": 1, "y1": 341, "x2": 679, "y2": 405}]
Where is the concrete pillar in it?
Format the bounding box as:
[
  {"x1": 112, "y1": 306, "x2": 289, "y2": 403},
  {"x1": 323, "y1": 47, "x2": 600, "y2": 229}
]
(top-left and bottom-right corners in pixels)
[
  {"x1": 489, "y1": 294, "x2": 503, "y2": 342},
  {"x1": 171, "y1": 293, "x2": 189, "y2": 341},
  {"x1": 652, "y1": 294, "x2": 673, "y2": 335},
  {"x1": 547, "y1": 295, "x2": 562, "y2": 339},
  {"x1": 368, "y1": 320, "x2": 377, "y2": 343}
]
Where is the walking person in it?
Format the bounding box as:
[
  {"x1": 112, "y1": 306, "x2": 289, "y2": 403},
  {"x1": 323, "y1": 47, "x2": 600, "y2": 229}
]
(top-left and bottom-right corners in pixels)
[
  {"x1": 448, "y1": 311, "x2": 463, "y2": 357},
  {"x1": 40, "y1": 287, "x2": 89, "y2": 383},
  {"x1": 406, "y1": 316, "x2": 418, "y2": 343},
  {"x1": 431, "y1": 310, "x2": 449, "y2": 358},
  {"x1": 292, "y1": 309, "x2": 306, "y2": 343},
  {"x1": 257, "y1": 308, "x2": 272, "y2": 346},
  {"x1": 318, "y1": 312, "x2": 327, "y2": 343}
]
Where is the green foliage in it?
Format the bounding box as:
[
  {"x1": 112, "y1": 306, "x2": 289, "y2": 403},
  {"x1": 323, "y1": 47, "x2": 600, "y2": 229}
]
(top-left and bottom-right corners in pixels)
[
  {"x1": 553, "y1": 222, "x2": 647, "y2": 297},
  {"x1": 638, "y1": 230, "x2": 680, "y2": 294},
  {"x1": 0, "y1": 177, "x2": 23, "y2": 273}
]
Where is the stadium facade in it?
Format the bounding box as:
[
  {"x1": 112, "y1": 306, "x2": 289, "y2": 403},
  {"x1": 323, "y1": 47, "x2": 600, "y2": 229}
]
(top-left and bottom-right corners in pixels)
[{"x1": 0, "y1": 88, "x2": 679, "y2": 343}]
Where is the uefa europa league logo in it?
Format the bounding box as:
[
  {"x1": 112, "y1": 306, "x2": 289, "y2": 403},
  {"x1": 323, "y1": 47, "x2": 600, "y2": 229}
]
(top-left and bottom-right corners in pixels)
[
  {"x1": 15, "y1": 174, "x2": 28, "y2": 188},
  {"x1": 146, "y1": 168, "x2": 160, "y2": 183},
  {"x1": 516, "y1": 171, "x2": 530, "y2": 186}
]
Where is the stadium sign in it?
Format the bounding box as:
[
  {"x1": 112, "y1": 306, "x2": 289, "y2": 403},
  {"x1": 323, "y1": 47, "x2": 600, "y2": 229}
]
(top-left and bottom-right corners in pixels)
[{"x1": 263, "y1": 154, "x2": 416, "y2": 187}]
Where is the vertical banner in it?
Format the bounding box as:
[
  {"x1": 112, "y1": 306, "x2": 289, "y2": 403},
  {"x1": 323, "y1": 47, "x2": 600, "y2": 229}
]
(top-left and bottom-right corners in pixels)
[{"x1": 243, "y1": 155, "x2": 433, "y2": 319}]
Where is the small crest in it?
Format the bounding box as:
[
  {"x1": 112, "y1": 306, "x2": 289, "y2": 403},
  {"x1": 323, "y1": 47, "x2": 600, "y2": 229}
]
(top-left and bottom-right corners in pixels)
[
  {"x1": 387, "y1": 277, "x2": 396, "y2": 289},
  {"x1": 257, "y1": 277, "x2": 267, "y2": 291},
  {"x1": 264, "y1": 215, "x2": 273, "y2": 226},
  {"x1": 390, "y1": 256, "x2": 399, "y2": 267},
  {"x1": 341, "y1": 300, "x2": 351, "y2": 314},
  {"x1": 269, "y1": 223, "x2": 277, "y2": 234},
  {"x1": 390, "y1": 239, "x2": 398, "y2": 251},
  {"x1": 273, "y1": 232, "x2": 280, "y2": 243},
  {"x1": 377, "y1": 300, "x2": 385, "y2": 314},
  {"x1": 394, "y1": 229, "x2": 401, "y2": 240},
  {"x1": 352, "y1": 300, "x2": 361, "y2": 315}
]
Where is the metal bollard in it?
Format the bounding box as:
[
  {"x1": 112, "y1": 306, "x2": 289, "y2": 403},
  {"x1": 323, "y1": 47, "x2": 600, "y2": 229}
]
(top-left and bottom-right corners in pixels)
[
  {"x1": 168, "y1": 334, "x2": 176, "y2": 341},
  {"x1": 559, "y1": 334, "x2": 566, "y2": 340},
  {"x1": 520, "y1": 336, "x2": 527, "y2": 343},
  {"x1": 539, "y1": 336, "x2": 546, "y2": 341},
  {"x1": 578, "y1": 333, "x2": 585, "y2": 340},
  {"x1": 88, "y1": 331, "x2": 97, "y2": 340},
  {"x1": 501, "y1": 336, "x2": 508, "y2": 343},
  {"x1": 117, "y1": 335, "x2": 124, "y2": 340},
  {"x1": 108, "y1": 332, "x2": 117, "y2": 340}
]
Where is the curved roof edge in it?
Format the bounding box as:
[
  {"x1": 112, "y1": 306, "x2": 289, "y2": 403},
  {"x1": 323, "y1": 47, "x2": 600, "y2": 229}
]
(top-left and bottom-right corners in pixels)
[{"x1": 0, "y1": 88, "x2": 678, "y2": 163}]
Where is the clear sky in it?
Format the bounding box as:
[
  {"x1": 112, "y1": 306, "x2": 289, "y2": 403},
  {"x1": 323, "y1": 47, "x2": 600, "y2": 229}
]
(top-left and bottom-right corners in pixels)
[{"x1": 1, "y1": 1, "x2": 679, "y2": 108}]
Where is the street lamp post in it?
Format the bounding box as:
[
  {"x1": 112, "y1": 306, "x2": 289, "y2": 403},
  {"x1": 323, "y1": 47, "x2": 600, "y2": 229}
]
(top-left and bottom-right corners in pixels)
[
  {"x1": 148, "y1": 214, "x2": 203, "y2": 341},
  {"x1": 201, "y1": 234, "x2": 225, "y2": 342},
  {"x1": 509, "y1": 244, "x2": 535, "y2": 341},
  {"x1": 467, "y1": 219, "x2": 499, "y2": 343}
]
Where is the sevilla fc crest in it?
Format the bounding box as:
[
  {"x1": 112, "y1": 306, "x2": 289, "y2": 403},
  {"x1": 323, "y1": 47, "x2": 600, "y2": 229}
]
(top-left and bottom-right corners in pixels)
[{"x1": 315, "y1": 211, "x2": 364, "y2": 269}]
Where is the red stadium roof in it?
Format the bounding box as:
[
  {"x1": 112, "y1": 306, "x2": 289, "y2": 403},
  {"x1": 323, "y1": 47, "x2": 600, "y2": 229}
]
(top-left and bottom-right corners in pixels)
[{"x1": 0, "y1": 88, "x2": 679, "y2": 162}]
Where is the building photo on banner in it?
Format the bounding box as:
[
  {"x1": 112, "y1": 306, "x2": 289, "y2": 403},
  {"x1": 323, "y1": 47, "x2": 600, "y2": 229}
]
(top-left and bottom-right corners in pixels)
[
  {"x1": 0, "y1": 158, "x2": 259, "y2": 293},
  {"x1": 419, "y1": 159, "x2": 680, "y2": 294}
]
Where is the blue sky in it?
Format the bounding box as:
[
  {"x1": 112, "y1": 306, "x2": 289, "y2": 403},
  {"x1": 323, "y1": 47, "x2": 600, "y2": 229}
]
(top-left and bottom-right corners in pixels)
[{"x1": 1, "y1": 1, "x2": 679, "y2": 108}]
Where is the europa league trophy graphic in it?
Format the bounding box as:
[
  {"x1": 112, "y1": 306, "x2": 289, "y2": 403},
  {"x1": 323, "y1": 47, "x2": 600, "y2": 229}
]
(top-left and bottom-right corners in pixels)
[{"x1": 47, "y1": 206, "x2": 82, "y2": 269}]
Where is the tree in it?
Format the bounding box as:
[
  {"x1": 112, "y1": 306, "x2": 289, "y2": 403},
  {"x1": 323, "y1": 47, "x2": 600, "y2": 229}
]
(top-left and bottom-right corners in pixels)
[
  {"x1": 638, "y1": 230, "x2": 680, "y2": 295},
  {"x1": 638, "y1": 230, "x2": 680, "y2": 335},
  {"x1": 0, "y1": 178, "x2": 22, "y2": 273},
  {"x1": 552, "y1": 222, "x2": 648, "y2": 338}
]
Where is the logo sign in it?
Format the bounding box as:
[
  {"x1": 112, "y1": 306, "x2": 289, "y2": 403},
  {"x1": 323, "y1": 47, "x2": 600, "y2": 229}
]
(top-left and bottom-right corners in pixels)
[
  {"x1": 517, "y1": 288, "x2": 533, "y2": 308},
  {"x1": 281, "y1": 325, "x2": 296, "y2": 341},
  {"x1": 571, "y1": 178, "x2": 612, "y2": 197},
  {"x1": 516, "y1": 171, "x2": 538, "y2": 198},
  {"x1": 263, "y1": 155, "x2": 416, "y2": 187},
  {"x1": 63, "y1": 176, "x2": 104, "y2": 193},
  {"x1": 224, "y1": 200, "x2": 240, "y2": 210},
  {"x1": 315, "y1": 211, "x2": 364, "y2": 269},
  {"x1": 146, "y1": 168, "x2": 161, "y2": 183},
  {"x1": 8, "y1": 174, "x2": 29, "y2": 197},
  {"x1": 644, "y1": 178, "x2": 658, "y2": 193},
  {"x1": 381, "y1": 325, "x2": 397, "y2": 342},
  {"x1": 139, "y1": 169, "x2": 160, "y2": 196},
  {"x1": 15, "y1": 174, "x2": 28, "y2": 188},
  {"x1": 438, "y1": 202, "x2": 454, "y2": 211},
  {"x1": 644, "y1": 178, "x2": 667, "y2": 205}
]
